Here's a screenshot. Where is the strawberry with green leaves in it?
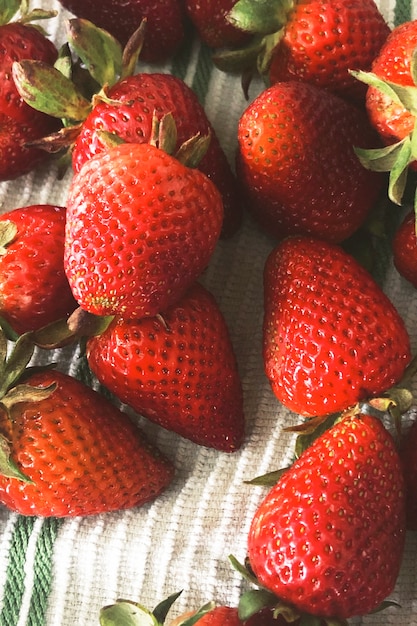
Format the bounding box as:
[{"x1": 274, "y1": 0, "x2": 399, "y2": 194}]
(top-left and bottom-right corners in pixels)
[
  {"x1": 64, "y1": 122, "x2": 224, "y2": 321},
  {"x1": 215, "y1": 0, "x2": 390, "y2": 103},
  {"x1": 183, "y1": 0, "x2": 250, "y2": 49},
  {"x1": 263, "y1": 236, "x2": 411, "y2": 417},
  {"x1": 236, "y1": 81, "x2": 384, "y2": 243},
  {"x1": 56, "y1": 0, "x2": 186, "y2": 62},
  {"x1": 0, "y1": 336, "x2": 174, "y2": 517},
  {"x1": 0, "y1": 204, "x2": 77, "y2": 335},
  {"x1": 85, "y1": 282, "x2": 245, "y2": 452},
  {"x1": 246, "y1": 411, "x2": 406, "y2": 621},
  {"x1": 0, "y1": 0, "x2": 60, "y2": 180}
]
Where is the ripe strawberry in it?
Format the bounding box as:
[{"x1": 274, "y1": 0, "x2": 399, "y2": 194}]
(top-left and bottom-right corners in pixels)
[
  {"x1": 392, "y1": 210, "x2": 417, "y2": 288},
  {"x1": 72, "y1": 73, "x2": 243, "y2": 238},
  {"x1": 400, "y1": 419, "x2": 417, "y2": 531},
  {"x1": 0, "y1": 12, "x2": 60, "y2": 180},
  {"x1": 247, "y1": 412, "x2": 406, "y2": 619},
  {"x1": 263, "y1": 236, "x2": 411, "y2": 417},
  {"x1": 86, "y1": 282, "x2": 245, "y2": 452},
  {"x1": 56, "y1": 0, "x2": 186, "y2": 63},
  {"x1": 64, "y1": 140, "x2": 224, "y2": 320},
  {"x1": 236, "y1": 81, "x2": 384, "y2": 243},
  {"x1": 185, "y1": 607, "x2": 241, "y2": 626},
  {"x1": 216, "y1": 0, "x2": 390, "y2": 103},
  {"x1": 0, "y1": 204, "x2": 77, "y2": 335},
  {"x1": 183, "y1": 0, "x2": 250, "y2": 49},
  {"x1": 0, "y1": 368, "x2": 174, "y2": 517}
]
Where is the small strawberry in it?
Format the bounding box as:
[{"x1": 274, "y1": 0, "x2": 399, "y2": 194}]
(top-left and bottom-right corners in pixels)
[
  {"x1": 183, "y1": 0, "x2": 250, "y2": 49},
  {"x1": 0, "y1": 204, "x2": 77, "y2": 335},
  {"x1": 236, "y1": 81, "x2": 384, "y2": 243},
  {"x1": 215, "y1": 0, "x2": 390, "y2": 103},
  {"x1": 392, "y1": 210, "x2": 417, "y2": 288},
  {"x1": 0, "y1": 358, "x2": 174, "y2": 517},
  {"x1": 86, "y1": 282, "x2": 245, "y2": 452},
  {"x1": 56, "y1": 0, "x2": 186, "y2": 63},
  {"x1": 0, "y1": 3, "x2": 60, "y2": 180},
  {"x1": 263, "y1": 236, "x2": 411, "y2": 417},
  {"x1": 247, "y1": 412, "x2": 406, "y2": 620},
  {"x1": 64, "y1": 131, "x2": 224, "y2": 320},
  {"x1": 400, "y1": 418, "x2": 417, "y2": 531}
]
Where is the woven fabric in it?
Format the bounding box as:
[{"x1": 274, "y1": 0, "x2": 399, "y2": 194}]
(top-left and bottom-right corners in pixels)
[{"x1": 0, "y1": 1, "x2": 416, "y2": 625}]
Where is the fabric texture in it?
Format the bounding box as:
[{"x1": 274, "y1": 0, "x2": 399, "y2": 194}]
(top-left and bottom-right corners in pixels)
[{"x1": 0, "y1": 0, "x2": 416, "y2": 624}]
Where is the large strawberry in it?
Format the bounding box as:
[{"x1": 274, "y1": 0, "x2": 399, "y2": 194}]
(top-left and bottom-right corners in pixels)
[
  {"x1": 236, "y1": 81, "x2": 384, "y2": 243},
  {"x1": 183, "y1": 0, "x2": 249, "y2": 49},
  {"x1": 86, "y1": 282, "x2": 245, "y2": 452},
  {"x1": 215, "y1": 0, "x2": 390, "y2": 103},
  {"x1": 0, "y1": 204, "x2": 77, "y2": 335},
  {"x1": 392, "y1": 210, "x2": 417, "y2": 289},
  {"x1": 64, "y1": 133, "x2": 224, "y2": 320},
  {"x1": 263, "y1": 236, "x2": 411, "y2": 417},
  {"x1": 247, "y1": 412, "x2": 406, "y2": 620},
  {"x1": 0, "y1": 3, "x2": 60, "y2": 180},
  {"x1": 56, "y1": 0, "x2": 186, "y2": 63},
  {"x1": 0, "y1": 363, "x2": 174, "y2": 517}
]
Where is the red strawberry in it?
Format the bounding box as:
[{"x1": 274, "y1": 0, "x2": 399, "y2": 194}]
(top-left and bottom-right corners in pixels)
[
  {"x1": 400, "y1": 419, "x2": 417, "y2": 530},
  {"x1": 0, "y1": 204, "x2": 77, "y2": 335},
  {"x1": 184, "y1": 0, "x2": 249, "y2": 49},
  {"x1": 186, "y1": 607, "x2": 241, "y2": 626},
  {"x1": 0, "y1": 13, "x2": 60, "y2": 180},
  {"x1": 216, "y1": 0, "x2": 390, "y2": 103},
  {"x1": 86, "y1": 282, "x2": 245, "y2": 452},
  {"x1": 392, "y1": 210, "x2": 417, "y2": 288},
  {"x1": 56, "y1": 0, "x2": 186, "y2": 63},
  {"x1": 247, "y1": 412, "x2": 406, "y2": 619},
  {"x1": 72, "y1": 73, "x2": 243, "y2": 238},
  {"x1": 64, "y1": 139, "x2": 224, "y2": 320},
  {"x1": 263, "y1": 236, "x2": 411, "y2": 417},
  {"x1": 0, "y1": 368, "x2": 174, "y2": 517},
  {"x1": 236, "y1": 81, "x2": 384, "y2": 243}
]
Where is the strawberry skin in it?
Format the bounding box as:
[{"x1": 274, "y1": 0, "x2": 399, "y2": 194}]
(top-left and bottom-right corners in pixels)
[
  {"x1": 0, "y1": 204, "x2": 77, "y2": 334},
  {"x1": 72, "y1": 73, "x2": 242, "y2": 238},
  {"x1": 236, "y1": 81, "x2": 383, "y2": 243},
  {"x1": 247, "y1": 413, "x2": 406, "y2": 619},
  {"x1": 86, "y1": 282, "x2": 245, "y2": 452},
  {"x1": 64, "y1": 142, "x2": 224, "y2": 320},
  {"x1": 56, "y1": 0, "x2": 186, "y2": 63},
  {"x1": 194, "y1": 607, "x2": 241, "y2": 626},
  {"x1": 184, "y1": 0, "x2": 249, "y2": 49},
  {"x1": 392, "y1": 211, "x2": 417, "y2": 289},
  {"x1": 0, "y1": 370, "x2": 174, "y2": 517},
  {"x1": 263, "y1": 236, "x2": 411, "y2": 417}
]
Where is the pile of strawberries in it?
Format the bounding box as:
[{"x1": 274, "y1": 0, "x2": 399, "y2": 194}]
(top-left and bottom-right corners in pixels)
[{"x1": 1, "y1": 0, "x2": 417, "y2": 624}]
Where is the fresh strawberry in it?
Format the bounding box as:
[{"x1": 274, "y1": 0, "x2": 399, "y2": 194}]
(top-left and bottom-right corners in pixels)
[
  {"x1": 86, "y1": 282, "x2": 245, "y2": 452},
  {"x1": 186, "y1": 607, "x2": 241, "y2": 626},
  {"x1": 400, "y1": 419, "x2": 417, "y2": 531},
  {"x1": 0, "y1": 366, "x2": 174, "y2": 517},
  {"x1": 247, "y1": 412, "x2": 406, "y2": 619},
  {"x1": 64, "y1": 136, "x2": 224, "y2": 320},
  {"x1": 392, "y1": 210, "x2": 417, "y2": 288},
  {"x1": 0, "y1": 7, "x2": 60, "y2": 180},
  {"x1": 0, "y1": 204, "x2": 77, "y2": 335},
  {"x1": 263, "y1": 236, "x2": 411, "y2": 417},
  {"x1": 352, "y1": 20, "x2": 417, "y2": 209},
  {"x1": 71, "y1": 72, "x2": 243, "y2": 238},
  {"x1": 183, "y1": 0, "x2": 249, "y2": 49},
  {"x1": 56, "y1": 0, "x2": 186, "y2": 63},
  {"x1": 215, "y1": 0, "x2": 390, "y2": 103},
  {"x1": 236, "y1": 81, "x2": 384, "y2": 243}
]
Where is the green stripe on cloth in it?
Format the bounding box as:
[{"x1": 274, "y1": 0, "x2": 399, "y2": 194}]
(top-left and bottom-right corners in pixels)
[
  {"x1": 394, "y1": 0, "x2": 412, "y2": 25},
  {"x1": 191, "y1": 43, "x2": 213, "y2": 105}
]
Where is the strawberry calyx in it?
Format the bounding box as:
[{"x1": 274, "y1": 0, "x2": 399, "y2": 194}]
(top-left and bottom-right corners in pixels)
[{"x1": 0, "y1": 0, "x2": 57, "y2": 28}]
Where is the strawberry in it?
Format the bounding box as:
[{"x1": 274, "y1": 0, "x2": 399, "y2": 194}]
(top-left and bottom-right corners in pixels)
[
  {"x1": 64, "y1": 136, "x2": 224, "y2": 320},
  {"x1": 263, "y1": 236, "x2": 411, "y2": 417},
  {"x1": 215, "y1": 0, "x2": 390, "y2": 103},
  {"x1": 351, "y1": 20, "x2": 417, "y2": 209},
  {"x1": 71, "y1": 72, "x2": 243, "y2": 238},
  {"x1": 0, "y1": 204, "x2": 77, "y2": 335},
  {"x1": 56, "y1": 0, "x2": 186, "y2": 63},
  {"x1": 247, "y1": 412, "x2": 406, "y2": 619},
  {"x1": 86, "y1": 282, "x2": 245, "y2": 452},
  {"x1": 0, "y1": 366, "x2": 174, "y2": 517},
  {"x1": 236, "y1": 81, "x2": 384, "y2": 243},
  {"x1": 400, "y1": 419, "x2": 417, "y2": 531},
  {"x1": 392, "y1": 210, "x2": 417, "y2": 289},
  {"x1": 0, "y1": 6, "x2": 60, "y2": 180},
  {"x1": 183, "y1": 0, "x2": 250, "y2": 49}
]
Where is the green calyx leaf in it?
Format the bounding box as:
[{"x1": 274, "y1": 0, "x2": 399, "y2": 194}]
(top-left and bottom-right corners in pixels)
[
  {"x1": 0, "y1": 0, "x2": 20, "y2": 24},
  {"x1": 0, "y1": 332, "x2": 35, "y2": 399},
  {"x1": 12, "y1": 59, "x2": 92, "y2": 122},
  {"x1": 350, "y1": 68, "x2": 417, "y2": 115},
  {"x1": 237, "y1": 589, "x2": 282, "y2": 622},
  {"x1": 227, "y1": 0, "x2": 293, "y2": 35},
  {"x1": 0, "y1": 434, "x2": 32, "y2": 482},
  {"x1": 66, "y1": 18, "x2": 123, "y2": 88},
  {"x1": 100, "y1": 600, "x2": 159, "y2": 626},
  {"x1": 244, "y1": 467, "x2": 287, "y2": 486},
  {"x1": 152, "y1": 591, "x2": 183, "y2": 625}
]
